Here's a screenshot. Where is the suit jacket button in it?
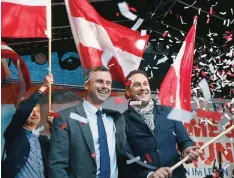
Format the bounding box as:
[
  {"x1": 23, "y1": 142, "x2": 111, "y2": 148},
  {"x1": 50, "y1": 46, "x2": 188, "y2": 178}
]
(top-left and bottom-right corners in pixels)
[
  {"x1": 16, "y1": 165, "x2": 20, "y2": 169},
  {"x1": 93, "y1": 170, "x2": 96, "y2": 174},
  {"x1": 24, "y1": 156, "x2": 27, "y2": 160}
]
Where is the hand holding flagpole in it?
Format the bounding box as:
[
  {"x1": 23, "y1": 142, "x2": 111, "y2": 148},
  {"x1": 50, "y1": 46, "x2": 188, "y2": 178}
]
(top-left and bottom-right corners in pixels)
[
  {"x1": 170, "y1": 124, "x2": 234, "y2": 171},
  {"x1": 46, "y1": 0, "x2": 52, "y2": 111}
]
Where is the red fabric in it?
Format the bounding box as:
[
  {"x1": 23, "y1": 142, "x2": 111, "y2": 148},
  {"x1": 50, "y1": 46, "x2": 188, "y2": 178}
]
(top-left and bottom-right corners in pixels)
[
  {"x1": 60, "y1": 123, "x2": 67, "y2": 130},
  {"x1": 1, "y1": 42, "x2": 31, "y2": 90},
  {"x1": 197, "y1": 108, "x2": 222, "y2": 122},
  {"x1": 1, "y1": 2, "x2": 46, "y2": 38},
  {"x1": 159, "y1": 21, "x2": 197, "y2": 111},
  {"x1": 48, "y1": 112, "x2": 61, "y2": 118},
  {"x1": 145, "y1": 153, "x2": 152, "y2": 163},
  {"x1": 66, "y1": 0, "x2": 149, "y2": 83}
]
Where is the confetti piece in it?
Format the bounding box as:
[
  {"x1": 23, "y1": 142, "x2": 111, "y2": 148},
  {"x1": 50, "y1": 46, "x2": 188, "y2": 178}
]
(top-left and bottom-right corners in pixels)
[
  {"x1": 60, "y1": 123, "x2": 67, "y2": 130},
  {"x1": 145, "y1": 153, "x2": 152, "y2": 163},
  {"x1": 167, "y1": 108, "x2": 193, "y2": 123},
  {"x1": 131, "y1": 18, "x2": 144, "y2": 31},
  {"x1": 118, "y1": 2, "x2": 137, "y2": 21},
  {"x1": 126, "y1": 156, "x2": 140, "y2": 164},
  {"x1": 209, "y1": 7, "x2": 213, "y2": 14},
  {"x1": 162, "y1": 31, "x2": 168, "y2": 37},
  {"x1": 198, "y1": 8, "x2": 201, "y2": 15},
  {"x1": 156, "y1": 56, "x2": 168, "y2": 65},
  {"x1": 129, "y1": 101, "x2": 142, "y2": 106},
  {"x1": 197, "y1": 108, "x2": 222, "y2": 122},
  {"x1": 91, "y1": 153, "x2": 96, "y2": 158},
  {"x1": 184, "y1": 1, "x2": 197, "y2": 9},
  {"x1": 48, "y1": 112, "x2": 60, "y2": 118},
  {"x1": 85, "y1": 74, "x2": 94, "y2": 83},
  {"x1": 219, "y1": 12, "x2": 227, "y2": 15},
  {"x1": 141, "y1": 30, "x2": 147, "y2": 36},
  {"x1": 70, "y1": 112, "x2": 88, "y2": 124},
  {"x1": 198, "y1": 78, "x2": 211, "y2": 101}
]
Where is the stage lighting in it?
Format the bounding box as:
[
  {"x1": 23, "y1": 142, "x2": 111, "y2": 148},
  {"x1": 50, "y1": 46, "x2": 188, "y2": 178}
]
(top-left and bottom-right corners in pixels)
[
  {"x1": 59, "y1": 52, "x2": 81, "y2": 70},
  {"x1": 33, "y1": 53, "x2": 47, "y2": 65}
]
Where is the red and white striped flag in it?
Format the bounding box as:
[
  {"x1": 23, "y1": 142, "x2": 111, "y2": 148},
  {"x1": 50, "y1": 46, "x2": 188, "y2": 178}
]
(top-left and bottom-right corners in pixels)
[
  {"x1": 64, "y1": 0, "x2": 149, "y2": 83},
  {"x1": 159, "y1": 17, "x2": 197, "y2": 111},
  {"x1": 1, "y1": 42, "x2": 31, "y2": 94},
  {"x1": 1, "y1": 0, "x2": 47, "y2": 38}
]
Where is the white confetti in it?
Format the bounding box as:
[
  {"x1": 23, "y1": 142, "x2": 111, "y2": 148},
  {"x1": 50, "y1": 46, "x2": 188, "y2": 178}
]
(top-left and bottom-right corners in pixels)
[
  {"x1": 156, "y1": 56, "x2": 168, "y2": 65},
  {"x1": 126, "y1": 156, "x2": 140, "y2": 165},
  {"x1": 219, "y1": 12, "x2": 227, "y2": 15},
  {"x1": 118, "y1": 2, "x2": 137, "y2": 21},
  {"x1": 184, "y1": 1, "x2": 197, "y2": 9},
  {"x1": 131, "y1": 18, "x2": 144, "y2": 30},
  {"x1": 167, "y1": 108, "x2": 193, "y2": 123},
  {"x1": 198, "y1": 78, "x2": 211, "y2": 101},
  {"x1": 130, "y1": 101, "x2": 142, "y2": 106}
]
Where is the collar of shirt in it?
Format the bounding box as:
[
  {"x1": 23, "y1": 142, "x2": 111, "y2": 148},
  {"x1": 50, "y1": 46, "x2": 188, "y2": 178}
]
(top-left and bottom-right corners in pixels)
[
  {"x1": 83, "y1": 99, "x2": 102, "y2": 116},
  {"x1": 23, "y1": 127, "x2": 39, "y2": 137}
]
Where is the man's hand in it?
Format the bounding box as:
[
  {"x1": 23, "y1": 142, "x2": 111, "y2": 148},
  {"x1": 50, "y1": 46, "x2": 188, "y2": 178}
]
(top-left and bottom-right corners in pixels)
[
  {"x1": 47, "y1": 111, "x2": 55, "y2": 127},
  {"x1": 39, "y1": 74, "x2": 54, "y2": 93},
  {"x1": 183, "y1": 146, "x2": 203, "y2": 164},
  {"x1": 148, "y1": 167, "x2": 172, "y2": 178}
]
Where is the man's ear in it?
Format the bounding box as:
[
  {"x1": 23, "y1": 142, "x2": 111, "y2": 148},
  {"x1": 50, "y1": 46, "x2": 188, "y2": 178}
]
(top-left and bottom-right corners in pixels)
[
  {"x1": 125, "y1": 87, "x2": 131, "y2": 99},
  {"x1": 84, "y1": 82, "x2": 88, "y2": 90}
]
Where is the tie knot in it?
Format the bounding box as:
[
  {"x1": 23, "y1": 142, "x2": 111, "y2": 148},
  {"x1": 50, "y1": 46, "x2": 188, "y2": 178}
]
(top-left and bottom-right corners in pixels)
[{"x1": 96, "y1": 110, "x2": 102, "y2": 116}]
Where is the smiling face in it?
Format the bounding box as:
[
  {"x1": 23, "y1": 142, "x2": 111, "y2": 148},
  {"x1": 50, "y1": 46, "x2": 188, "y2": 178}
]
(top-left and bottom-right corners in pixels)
[
  {"x1": 126, "y1": 73, "x2": 151, "y2": 107},
  {"x1": 85, "y1": 71, "x2": 112, "y2": 108},
  {"x1": 24, "y1": 105, "x2": 41, "y2": 128}
]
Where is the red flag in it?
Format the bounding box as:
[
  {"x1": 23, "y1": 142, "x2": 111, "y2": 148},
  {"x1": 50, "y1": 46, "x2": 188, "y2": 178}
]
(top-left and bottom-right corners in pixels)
[
  {"x1": 1, "y1": 42, "x2": 31, "y2": 93},
  {"x1": 64, "y1": 0, "x2": 149, "y2": 83},
  {"x1": 1, "y1": 0, "x2": 47, "y2": 38},
  {"x1": 159, "y1": 17, "x2": 197, "y2": 111}
]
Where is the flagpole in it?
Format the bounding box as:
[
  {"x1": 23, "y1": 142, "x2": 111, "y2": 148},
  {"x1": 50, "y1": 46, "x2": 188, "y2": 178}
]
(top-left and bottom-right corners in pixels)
[{"x1": 47, "y1": 0, "x2": 52, "y2": 111}]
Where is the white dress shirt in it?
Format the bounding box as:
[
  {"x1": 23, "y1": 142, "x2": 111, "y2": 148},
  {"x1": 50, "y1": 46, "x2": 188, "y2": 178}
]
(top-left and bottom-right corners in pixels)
[{"x1": 83, "y1": 100, "x2": 118, "y2": 178}]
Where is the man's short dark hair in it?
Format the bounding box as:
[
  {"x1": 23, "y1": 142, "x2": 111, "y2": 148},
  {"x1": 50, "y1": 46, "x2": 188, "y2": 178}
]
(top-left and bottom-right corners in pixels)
[
  {"x1": 40, "y1": 89, "x2": 81, "y2": 105},
  {"x1": 85, "y1": 65, "x2": 110, "y2": 83},
  {"x1": 125, "y1": 69, "x2": 148, "y2": 83}
]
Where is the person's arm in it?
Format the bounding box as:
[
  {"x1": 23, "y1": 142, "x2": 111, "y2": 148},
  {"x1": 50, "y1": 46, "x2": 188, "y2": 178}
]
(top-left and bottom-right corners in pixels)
[
  {"x1": 48, "y1": 113, "x2": 69, "y2": 178},
  {"x1": 4, "y1": 91, "x2": 42, "y2": 139},
  {"x1": 4, "y1": 75, "x2": 53, "y2": 139},
  {"x1": 174, "y1": 121, "x2": 194, "y2": 153}
]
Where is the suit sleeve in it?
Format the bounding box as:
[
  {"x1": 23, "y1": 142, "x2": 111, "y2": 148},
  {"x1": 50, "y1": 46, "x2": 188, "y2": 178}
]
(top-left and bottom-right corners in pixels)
[
  {"x1": 174, "y1": 121, "x2": 194, "y2": 153},
  {"x1": 48, "y1": 113, "x2": 69, "y2": 178},
  {"x1": 4, "y1": 91, "x2": 42, "y2": 139}
]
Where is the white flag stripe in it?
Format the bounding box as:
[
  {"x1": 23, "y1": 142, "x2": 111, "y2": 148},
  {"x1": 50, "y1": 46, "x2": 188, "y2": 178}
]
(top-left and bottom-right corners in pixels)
[
  {"x1": 173, "y1": 41, "x2": 186, "y2": 108},
  {"x1": 2, "y1": 0, "x2": 47, "y2": 6},
  {"x1": 73, "y1": 17, "x2": 142, "y2": 76},
  {"x1": 1, "y1": 44, "x2": 14, "y2": 51}
]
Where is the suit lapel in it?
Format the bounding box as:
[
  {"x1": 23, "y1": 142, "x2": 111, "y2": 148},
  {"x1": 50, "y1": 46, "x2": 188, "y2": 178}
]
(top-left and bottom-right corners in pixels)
[
  {"x1": 75, "y1": 104, "x2": 96, "y2": 163},
  {"x1": 154, "y1": 105, "x2": 162, "y2": 134}
]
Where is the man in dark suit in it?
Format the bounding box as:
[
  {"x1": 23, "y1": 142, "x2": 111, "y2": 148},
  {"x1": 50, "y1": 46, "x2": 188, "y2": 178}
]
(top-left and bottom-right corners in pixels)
[
  {"x1": 2, "y1": 74, "x2": 53, "y2": 178},
  {"x1": 49, "y1": 66, "x2": 127, "y2": 178},
  {"x1": 123, "y1": 70, "x2": 202, "y2": 178}
]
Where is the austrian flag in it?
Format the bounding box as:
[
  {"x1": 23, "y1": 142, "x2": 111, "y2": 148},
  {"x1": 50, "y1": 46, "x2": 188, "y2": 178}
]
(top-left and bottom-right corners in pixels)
[
  {"x1": 1, "y1": 0, "x2": 47, "y2": 38},
  {"x1": 159, "y1": 17, "x2": 198, "y2": 111},
  {"x1": 64, "y1": 0, "x2": 149, "y2": 83}
]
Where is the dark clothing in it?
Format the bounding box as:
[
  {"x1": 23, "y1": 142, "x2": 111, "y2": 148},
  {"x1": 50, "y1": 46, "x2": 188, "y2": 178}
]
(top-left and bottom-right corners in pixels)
[
  {"x1": 48, "y1": 103, "x2": 127, "y2": 178},
  {"x1": 48, "y1": 102, "x2": 152, "y2": 178},
  {"x1": 1, "y1": 91, "x2": 49, "y2": 178},
  {"x1": 123, "y1": 102, "x2": 194, "y2": 178}
]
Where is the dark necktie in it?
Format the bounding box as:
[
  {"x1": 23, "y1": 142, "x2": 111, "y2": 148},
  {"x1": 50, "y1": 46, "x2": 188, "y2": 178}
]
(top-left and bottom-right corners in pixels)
[{"x1": 96, "y1": 110, "x2": 110, "y2": 178}]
